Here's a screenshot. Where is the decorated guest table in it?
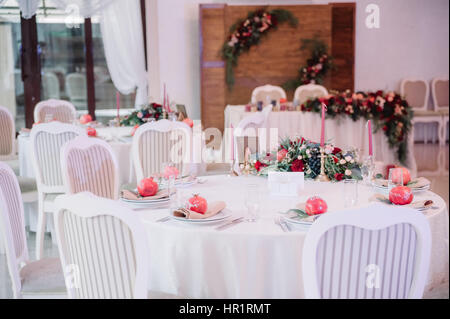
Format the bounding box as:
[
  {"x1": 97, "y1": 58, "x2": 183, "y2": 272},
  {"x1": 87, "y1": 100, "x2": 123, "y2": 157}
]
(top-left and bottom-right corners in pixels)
[
  {"x1": 135, "y1": 175, "x2": 448, "y2": 298},
  {"x1": 224, "y1": 105, "x2": 417, "y2": 176}
]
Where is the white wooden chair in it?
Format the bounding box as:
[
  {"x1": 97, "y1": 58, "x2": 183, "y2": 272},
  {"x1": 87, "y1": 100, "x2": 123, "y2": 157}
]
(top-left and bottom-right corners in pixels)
[
  {"x1": 233, "y1": 105, "x2": 273, "y2": 173},
  {"x1": 0, "y1": 105, "x2": 21, "y2": 182},
  {"x1": 65, "y1": 73, "x2": 87, "y2": 109},
  {"x1": 302, "y1": 203, "x2": 431, "y2": 299},
  {"x1": 61, "y1": 136, "x2": 120, "y2": 200},
  {"x1": 53, "y1": 192, "x2": 149, "y2": 299},
  {"x1": 132, "y1": 119, "x2": 192, "y2": 182},
  {"x1": 294, "y1": 83, "x2": 329, "y2": 106},
  {"x1": 401, "y1": 79, "x2": 441, "y2": 144},
  {"x1": 0, "y1": 162, "x2": 66, "y2": 298},
  {"x1": 30, "y1": 122, "x2": 85, "y2": 260},
  {"x1": 34, "y1": 99, "x2": 77, "y2": 124},
  {"x1": 250, "y1": 84, "x2": 287, "y2": 104},
  {"x1": 431, "y1": 77, "x2": 449, "y2": 145},
  {"x1": 42, "y1": 72, "x2": 61, "y2": 100}
]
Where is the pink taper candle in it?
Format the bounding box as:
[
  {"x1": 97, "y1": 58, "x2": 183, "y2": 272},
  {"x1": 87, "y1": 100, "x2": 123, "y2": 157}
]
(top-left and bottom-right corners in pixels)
[
  {"x1": 116, "y1": 91, "x2": 120, "y2": 120},
  {"x1": 368, "y1": 120, "x2": 373, "y2": 156},
  {"x1": 320, "y1": 103, "x2": 326, "y2": 147},
  {"x1": 163, "y1": 83, "x2": 167, "y2": 111},
  {"x1": 230, "y1": 124, "x2": 234, "y2": 161}
]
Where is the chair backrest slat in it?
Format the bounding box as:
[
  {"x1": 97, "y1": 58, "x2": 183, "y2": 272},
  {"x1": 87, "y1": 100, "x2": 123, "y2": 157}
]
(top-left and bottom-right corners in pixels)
[
  {"x1": 54, "y1": 192, "x2": 148, "y2": 299},
  {"x1": 61, "y1": 136, "x2": 119, "y2": 199},
  {"x1": 251, "y1": 84, "x2": 287, "y2": 104},
  {"x1": 30, "y1": 122, "x2": 85, "y2": 193},
  {"x1": 0, "y1": 106, "x2": 15, "y2": 159},
  {"x1": 34, "y1": 99, "x2": 77, "y2": 123},
  {"x1": 302, "y1": 203, "x2": 431, "y2": 299},
  {"x1": 294, "y1": 84, "x2": 329, "y2": 106},
  {"x1": 0, "y1": 162, "x2": 28, "y2": 297},
  {"x1": 431, "y1": 77, "x2": 449, "y2": 111},
  {"x1": 400, "y1": 79, "x2": 429, "y2": 110},
  {"x1": 132, "y1": 119, "x2": 192, "y2": 181}
]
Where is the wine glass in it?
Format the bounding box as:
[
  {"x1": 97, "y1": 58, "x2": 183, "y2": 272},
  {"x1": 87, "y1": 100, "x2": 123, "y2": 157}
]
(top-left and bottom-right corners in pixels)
[
  {"x1": 388, "y1": 168, "x2": 403, "y2": 192},
  {"x1": 162, "y1": 162, "x2": 177, "y2": 202},
  {"x1": 343, "y1": 179, "x2": 358, "y2": 208},
  {"x1": 244, "y1": 184, "x2": 260, "y2": 222}
]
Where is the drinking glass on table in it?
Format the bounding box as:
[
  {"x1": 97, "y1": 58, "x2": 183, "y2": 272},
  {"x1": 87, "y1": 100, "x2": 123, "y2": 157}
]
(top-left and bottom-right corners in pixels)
[
  {"x1": 244, "y1": 184, "x2": 260, "y2": 222},
  {"x1": 343, "y1": 179, "x2": 358, "y2": 208},
  {"x1": 162, "y1": 162, "x2": 177, "y2": 202},
  {"x1": 388, "y1": 168, "x2": 403, "y2": 192},
  {"x1": 361, "y1": 155, "x2": 375, "y2": 185}
]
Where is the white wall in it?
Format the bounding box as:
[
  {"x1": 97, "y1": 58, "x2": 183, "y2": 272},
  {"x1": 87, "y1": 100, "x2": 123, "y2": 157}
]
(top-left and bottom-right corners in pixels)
[{"x1": 147, "y1": 0, "x2": 449, "y2": 120}]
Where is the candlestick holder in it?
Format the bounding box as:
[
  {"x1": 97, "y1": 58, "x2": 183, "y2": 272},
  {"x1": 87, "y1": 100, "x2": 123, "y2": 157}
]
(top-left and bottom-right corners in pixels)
[
  {"x1": 315, "y1": 147, "x2": 330, "y2": 182},
  {"x1": 228, "y1": 159, "x2": 239, "y2": 177}
]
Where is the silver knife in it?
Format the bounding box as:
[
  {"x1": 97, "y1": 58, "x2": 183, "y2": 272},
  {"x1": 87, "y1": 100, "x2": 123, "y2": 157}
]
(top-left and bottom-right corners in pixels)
[
  {"x1": 216, "y1": 217, "x2": 244, "y2": 230},
  {"x1": 156, "y1": 216, "x2": 171, "y2": 223}
]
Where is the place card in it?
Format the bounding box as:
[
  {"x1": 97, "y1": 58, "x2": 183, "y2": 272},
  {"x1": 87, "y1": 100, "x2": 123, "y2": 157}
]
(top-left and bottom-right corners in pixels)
[{"x1": 268, "y1": 171, "x2": 304, "y2": 196}]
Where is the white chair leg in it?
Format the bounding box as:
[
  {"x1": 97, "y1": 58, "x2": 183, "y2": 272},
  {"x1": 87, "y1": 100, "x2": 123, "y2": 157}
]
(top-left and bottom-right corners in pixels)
[
  {"x1": 35, "y1": 193, "x2": 47, "y2": 260},
  {"x1": 438, "y1": 119, "x2": 444, "y2": 146}
]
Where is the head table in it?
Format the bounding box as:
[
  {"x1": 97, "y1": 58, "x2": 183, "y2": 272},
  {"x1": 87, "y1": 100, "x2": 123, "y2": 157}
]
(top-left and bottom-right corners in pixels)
[
  {"x1": 135, "y1": 175, "x2": 448, "y2": 299},
  {"x1": 224, "y1": 105, "x2": 418, "y2": 176}
]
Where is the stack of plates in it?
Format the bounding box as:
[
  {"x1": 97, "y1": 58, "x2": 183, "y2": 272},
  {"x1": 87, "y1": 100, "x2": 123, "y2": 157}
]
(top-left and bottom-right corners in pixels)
[
  {"x1": 170, "y1": 209, "x2": 232, "y2": 224},
  {"x1": 120, "y1": 196, "x2": 170, "y2": 208}
]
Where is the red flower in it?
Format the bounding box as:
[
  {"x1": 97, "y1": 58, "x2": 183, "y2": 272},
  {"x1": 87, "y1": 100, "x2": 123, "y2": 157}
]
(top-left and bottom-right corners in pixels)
[
  {"x1": 382, "y1": 125, "x2": 388, "y2": 131},
  {"x1": 332, "y1": 147, "x2": 342, "y2": 155},
  {"x1": 291, "y1": 159, "x2": 304, "y2": 172},
  {"x1": 334, "y1": 173, "x2": 344, "y2": 181},
  {"x1": 333, "y1": 156, "x2": 338, "y2": 163},
  {"x1": 254, "y1": 160, "x2": 267, "y2": 172}
]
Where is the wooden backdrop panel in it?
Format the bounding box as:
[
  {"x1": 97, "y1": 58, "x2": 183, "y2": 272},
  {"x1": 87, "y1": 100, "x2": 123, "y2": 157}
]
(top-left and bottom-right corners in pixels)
[{"x1": 200, "y1": 3, "x2": 355, "y2": 132}]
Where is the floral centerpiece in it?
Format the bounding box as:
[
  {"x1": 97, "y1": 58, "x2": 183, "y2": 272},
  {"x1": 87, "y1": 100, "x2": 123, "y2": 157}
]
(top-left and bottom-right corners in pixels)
[
  {"x1": 120, "y1": 103, "x2": 164, "y2": 126},
  {"x1": 250, "y1": 137, "x2": 362, "y2": 182},
  {"x1": 301, "y1": 90, "x2": 413, "y2": 163}
]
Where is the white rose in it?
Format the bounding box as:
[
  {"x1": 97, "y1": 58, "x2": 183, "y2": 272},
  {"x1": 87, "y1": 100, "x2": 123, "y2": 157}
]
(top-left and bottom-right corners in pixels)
[
  {"x1": 345, "y1": 169, "x2": 352, "y2": 176},
  {"x1": 339, "y1": 159, "x2": 346, "y2": 165},
  {"x1": 297, "y1": 155, "x2": 302, "y2": 160},
  {"x1": 345, "y1": 156, "x2": 352, "y2": 162},
  {"x1": 306, "y1": 149, "x2": 310, "y2": 154},
  {"x1": 350, "y1": 159, "x2": 355, "y2": 163}
]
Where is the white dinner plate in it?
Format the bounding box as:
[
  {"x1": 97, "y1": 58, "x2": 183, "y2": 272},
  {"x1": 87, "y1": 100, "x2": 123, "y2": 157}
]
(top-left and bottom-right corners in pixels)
[{"x1": 169, "y1": 209, "x2": 232, "y2": 224}]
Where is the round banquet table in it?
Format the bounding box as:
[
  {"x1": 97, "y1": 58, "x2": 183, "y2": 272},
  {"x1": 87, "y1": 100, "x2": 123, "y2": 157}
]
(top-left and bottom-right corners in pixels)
[{"x1": 134, "y1": 175, "x2": 449, "y2": 299}]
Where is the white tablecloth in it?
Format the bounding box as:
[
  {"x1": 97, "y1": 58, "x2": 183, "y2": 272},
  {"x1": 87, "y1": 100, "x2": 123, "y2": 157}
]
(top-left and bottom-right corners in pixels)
[
  {"x1": 135, "y1": 175, "x2": 448, "y2": 298},
  {"x1": 224, "y1": 105, "x2": 417, "y2": 176}
]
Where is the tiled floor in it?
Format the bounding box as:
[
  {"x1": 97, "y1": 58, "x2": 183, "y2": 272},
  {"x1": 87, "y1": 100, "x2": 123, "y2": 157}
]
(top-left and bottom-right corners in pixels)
[{"x1": 1, "y1": 144, "x2": 448, "y2": 299}]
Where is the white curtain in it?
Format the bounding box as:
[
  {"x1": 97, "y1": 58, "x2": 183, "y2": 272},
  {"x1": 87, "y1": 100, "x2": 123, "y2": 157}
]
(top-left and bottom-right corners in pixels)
[
  {"x1": 0, "y1": 24, "x2": 16, "y2": 115},
  {"x1": 100, "y1": 0, "x2": 148, "y2": 106},
  {"x1": 1, "y1": 0, "x2": 117, "y2": 19}
]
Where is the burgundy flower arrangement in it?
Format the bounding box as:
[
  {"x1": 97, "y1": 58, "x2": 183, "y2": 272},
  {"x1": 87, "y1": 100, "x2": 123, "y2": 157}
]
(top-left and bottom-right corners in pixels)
[
  {"x1": 301, "y1": 90, "x2": 413, "y2": 163},
  {"x1": 222, "y1": 8, "x2": 298, "y2": 88}
]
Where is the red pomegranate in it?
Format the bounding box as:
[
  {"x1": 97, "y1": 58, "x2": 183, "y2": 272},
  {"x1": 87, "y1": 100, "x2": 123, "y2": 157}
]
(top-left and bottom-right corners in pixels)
[
  {"x1": 137, "y1": 177, "x2": 158, "y2": 197},
  {"x1": 131, "y1": 124, "x2": 140, "y2": 136},
  {"x1": 389, "y1": 186, "x2": 413, "y2": 205},
  {"x1": 277, "y1": 149, "x2": 288, "y2": 162},
  {"x1": 80, "y1": 114, "x2": 93, "y2": 124},
  {"x1": 391, "y1": 167, "x2": 411, "y2": 185},
  {"x1": 183, "y1": 118, "x2": 194, "y2": 128},
  {"x1": 86, "y1": 127, "x2": 97, "y2": 137},
  {"x1": 188, "y1": 194, "x2": 208, "y2": 214},
  {"x1": 305, "y1": 196, "x2": 328, "y2": 216}
]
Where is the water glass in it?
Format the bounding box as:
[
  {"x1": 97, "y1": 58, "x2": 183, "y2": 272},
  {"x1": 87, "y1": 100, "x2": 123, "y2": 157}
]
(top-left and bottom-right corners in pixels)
[
  {"x1": 361, "y1": 156, "x2": 375, "y2": 185},
  {"x1": 244, "y1": 184, "x2": 260, "y2": 222},
  {"x1": 343, "y1": 179, "x2": 358, "y2": 207},
  {"x1": 162, "y1": 162, "x2": 176, "y2": 200},
  {"x1": 388, "y1": 168, "x2": 403, "y2": 192}
]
